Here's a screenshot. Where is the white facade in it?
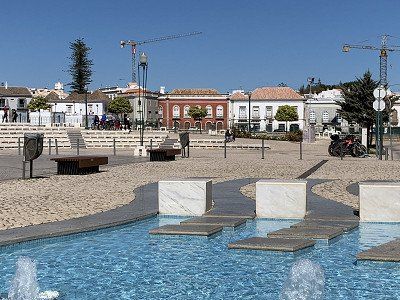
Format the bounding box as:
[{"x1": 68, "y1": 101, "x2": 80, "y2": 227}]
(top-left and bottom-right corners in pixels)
[{"x1": 229, "y1": 88, "x2": 305, "y2": 132}]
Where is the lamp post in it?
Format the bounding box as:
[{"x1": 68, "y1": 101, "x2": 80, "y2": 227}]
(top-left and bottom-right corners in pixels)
[
  {"x1": 84, "y1": 85, "x2": 89, "y2": 129},
  {"x1": 248, "y1": 92, "x2": 252, "y2": 133},
  {"x1": 137, "y1": 52, "x2": 148, "y2": 146}
]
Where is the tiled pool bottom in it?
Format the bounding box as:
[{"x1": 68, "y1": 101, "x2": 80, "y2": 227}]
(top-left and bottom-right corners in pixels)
[{"x1": 0, "y1": 217, "x2": 399, "y2": 300}]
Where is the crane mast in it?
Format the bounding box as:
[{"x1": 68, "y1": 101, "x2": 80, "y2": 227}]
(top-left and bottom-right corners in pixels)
[{"x1": 120, "y1": 31, "x2": 202, "y2": 83}]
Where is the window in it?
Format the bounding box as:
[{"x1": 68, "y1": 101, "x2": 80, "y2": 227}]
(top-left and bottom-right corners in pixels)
[
  {"x1": 158, "y1": 106, "x2": 163, "y2": 118},
  {"x1": 323, "y1": 111, "x2": 329, "y2": 123},
  {"x1": 336, "y1": 112, "x2": 342, "y2": 123},
  {"x1": 173, "y1": 105, "x2": 180, "y2": 118},
  {"x1": 184, "y1": 105, "x2": 190, "y2": 118},
  {"x1": 216, "y1": 105, "x2": 223, "y2": 117},
  {"x1": 239, "y1": 106, "x2": 247, "y2": 119},
  {"x1": 265, "y1": 106, "x2": 273, "y2": 119},
  {"x1": 252, "y1": 106, "x2": 260, "y2": 118},
  {"x1": 206, "y1": 105, "x2": 213, "y2": 118},
  {"x1": 18, "y1": 98, "x2": 25, "y2": 109},
  {"x1": 66, "y1": 105, "x2": 73, "y2": 114},
  {"x1": 0, "y1": 99, "x2": 5, "y2": 108},
  {"x1": 309, "y1": 111, "x2": 316, "y2": 123}
]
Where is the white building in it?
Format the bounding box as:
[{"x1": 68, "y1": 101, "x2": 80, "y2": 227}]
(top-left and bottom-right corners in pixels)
[
  {"x1": 29, "y1": 81, "x2": 68, "y2": 100},
  {"x1": 229, "y1": 87, "x2": 305, "y2": 132},
  {"x1": 0, "y1": 84, "x2": 32, "y2": 123},
  {"x1": 305, "y1": 89, "x2": 352, "y2": 133}
]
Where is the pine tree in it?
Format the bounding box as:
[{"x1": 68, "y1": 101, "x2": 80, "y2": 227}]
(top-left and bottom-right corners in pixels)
[
  {"x1": 336, "y1": 71, "x2": 378, "y2": 147},
  {"x1": 68, "y1": 38, "x2": 93, "y2": 93}
]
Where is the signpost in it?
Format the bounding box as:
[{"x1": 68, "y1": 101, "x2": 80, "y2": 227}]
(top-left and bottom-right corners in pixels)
[{"x1": 373, "y1": 86, "x2": 387, "y2": 160}]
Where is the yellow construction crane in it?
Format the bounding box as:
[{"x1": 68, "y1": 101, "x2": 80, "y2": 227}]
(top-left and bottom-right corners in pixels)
[{"x1": 120, "y1": 31, "x2": 202, "y2": 83}]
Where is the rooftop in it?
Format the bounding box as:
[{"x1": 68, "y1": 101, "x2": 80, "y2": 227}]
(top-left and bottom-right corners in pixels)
[
  {"x1": 169, "y1": 88, "x2": 220, "y2": 95},
  {"x1": 251, "y1": 87, "x2": 303, "y2": 100},
  {"x1": 0, "y1": 86, "x2": 32, "y2": 97}
]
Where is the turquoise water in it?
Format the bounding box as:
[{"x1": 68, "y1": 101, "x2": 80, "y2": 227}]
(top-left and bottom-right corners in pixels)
[{"x1": 0, "y1": 217, "x2": 399, "y2": 299}]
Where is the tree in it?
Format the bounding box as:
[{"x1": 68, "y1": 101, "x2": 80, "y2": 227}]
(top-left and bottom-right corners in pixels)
[
  {"x1": 68, "y1": 38, "x2": 93, "y2": 93},
  {"x1": 275, "y1": 105, "x2": 299, "y2": 132},
  {"x1": 27, "y1": 96, "x2": 51, "y2": 126},
  {"x1": 277, "y1": 82, "x2": 287, "y2": 87},
  {"x1": 336, "y1": 71, "x2": 378, "y2": 147},
  {"x1": 188, "y1": 106, "x2": 207, "y2": 133},
  {"x1": 108, "y1": 97, "x2": 133, "y2": 118}
]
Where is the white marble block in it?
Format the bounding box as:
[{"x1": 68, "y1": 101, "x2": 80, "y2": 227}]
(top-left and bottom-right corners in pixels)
[
  {"x1": 133, "y1": 146, "x2": 147, "y2": 157},
  {"x1": 256, "y1": 179, "x2": 307, "y2": 219},
  {"x1": 158, "y1": 180, "x2": 212, "y2": 216},
  {"x1": 360, "y1": 182, "x2": 400, "y2": 222}
]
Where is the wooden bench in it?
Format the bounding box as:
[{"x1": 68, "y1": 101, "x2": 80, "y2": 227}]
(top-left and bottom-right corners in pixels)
[
  {"x1": 147, "y1": 149, "x2": 181, "y2": 161},
  {"x1": 50, "y1": 156, "x2": 108, "y2": 175}
]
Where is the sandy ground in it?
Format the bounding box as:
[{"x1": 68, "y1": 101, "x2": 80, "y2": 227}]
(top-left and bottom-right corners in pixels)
[{"x1": 1, "y1": 138, "x2": 399, "y2": 229}]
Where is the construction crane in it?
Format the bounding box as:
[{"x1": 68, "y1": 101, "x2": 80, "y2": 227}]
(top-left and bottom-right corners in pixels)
[
  {"x1": 342, "y1": 34, "x2": 400, "y2": 160},
  {"x1": 120, "y1": 31, "x2": 202, "y2": 83},
  {"x1": 342, "y1": 34, "x2": 400, "y2": 86}
]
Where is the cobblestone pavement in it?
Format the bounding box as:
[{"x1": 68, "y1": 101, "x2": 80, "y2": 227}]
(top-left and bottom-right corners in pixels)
[{"x1": 0, "y1": 138, "x2": 399, "y2": 229}]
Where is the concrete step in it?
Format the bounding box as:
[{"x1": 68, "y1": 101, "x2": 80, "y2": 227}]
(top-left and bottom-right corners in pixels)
[
  {"x1": 267, "y1": 226, "x2": 343, "y2": 241},
  {"x1": 228, "y1": 237, "x2": 316, "y2": 252},
  {"x1": 180, "y1": 216, "x2": 247, "y2": 228},
  {"x1": 291, "y1": 220, "x2": 359, "y2": 232},
  {"x1": 357, "y1": 238, "x2": 400, "y2": 262},
  {"x1": 149, "y1": 224, "x2": 223, "y2": 237}
]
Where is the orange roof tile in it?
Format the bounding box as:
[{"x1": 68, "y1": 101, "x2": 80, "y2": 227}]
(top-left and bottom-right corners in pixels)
[{"x1": 251, "y1": 87, "x2": 303, "y2": 100}]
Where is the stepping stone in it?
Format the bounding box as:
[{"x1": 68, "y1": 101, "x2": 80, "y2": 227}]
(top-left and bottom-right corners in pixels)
[
  {"x1": 228, "y1": 237, "x2": 315, "y2": 252},
  {"x1": 181, "y1": 216, "x2": 247, "y2": 227},
  {"x1": 357, "y1": 238, "x2": 400, "y2": 262},
  {"x1": 267, "y1": 227, "x2": 343, "y2": 240},
  {"x1": 205, "y1": 212, "x2": 255, "y2": 219},
  {"x1": 291, "y1": 220, "x2": 359, "y2": 232},
  {"x1": 149, "y1": 224, "x2": 223, "y2": 237}
]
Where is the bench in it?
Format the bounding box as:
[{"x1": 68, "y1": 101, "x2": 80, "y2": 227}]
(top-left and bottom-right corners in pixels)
[
  {"x1": 147, "y1": 149, "x2": 181, "y2": 161},
  {"x1": 50, "y1": 156, "x2": 108, "y2": 175}
]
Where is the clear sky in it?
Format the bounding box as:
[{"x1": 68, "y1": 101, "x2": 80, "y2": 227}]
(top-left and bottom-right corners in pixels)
[{"x1": 1, "y1": 0, "x2": 400, "y2": 93}]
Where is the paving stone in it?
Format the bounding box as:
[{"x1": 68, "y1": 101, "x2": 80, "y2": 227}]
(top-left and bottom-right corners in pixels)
[
  {"x1": 291, "y1": 220, "x2": 359, "y2": 232},
  {"x1": 228, "y1": 237, "x2": 315, "y2": 252},
  {"x1": 149, "y1": 224, "x2": 223, "y2": 236},
  {"x1": 357, "y1": 238, "x2": 400, "y2": 262},
  {"x1": 180, "y1": 216, "x2": 247, "y2": 227},
  {"x1": 267, "y1": 226, "x2": 343, "y2": 240}
]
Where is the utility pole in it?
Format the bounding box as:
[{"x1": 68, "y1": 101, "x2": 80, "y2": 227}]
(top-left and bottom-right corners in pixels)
[{"x1": 342, "y1": 34, "x2": 400, "y2": 159}]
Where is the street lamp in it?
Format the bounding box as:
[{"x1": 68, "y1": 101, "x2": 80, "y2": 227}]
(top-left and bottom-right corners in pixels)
[
  {"x1": 84, "y1": 85, "x2": 89, "y2": 129},
  {"x1": 137, "y1": 52, "x2": 148, "y2": 146},
  {"x1": 248, "y1": 92, "x2": 252, "y2": 133}
]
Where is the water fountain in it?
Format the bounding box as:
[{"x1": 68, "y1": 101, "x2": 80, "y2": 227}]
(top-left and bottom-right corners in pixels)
[
  {"x1": 280, "y1": 259, "x2": 325, "y2": 300},
  {"x1": 4, "y1": 257, "x2": 59, "y2": 300}
]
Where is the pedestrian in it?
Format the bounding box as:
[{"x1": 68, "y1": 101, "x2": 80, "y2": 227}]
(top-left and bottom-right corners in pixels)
[
  {"x1": 11, "y1": 109, "x2": 18, "y2": 122},
  {"x1": 2, "y1": 105, "x2": 9, "y2": 123}
]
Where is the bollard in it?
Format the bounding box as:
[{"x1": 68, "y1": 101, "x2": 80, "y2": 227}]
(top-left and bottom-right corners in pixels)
[
  {"x1": 22, "y1": 160, "x2": 26, "y2": 180},
  {"x1": 261, "y1": 139, "x2": 265, "y2": 159},
  {"x1": 224, "y1": 139, "x2": 227, "y2": 158},
  {"x1": 55, "y1": 139, "x2": 59, "y2": 155},
  {"x1": 18, "y1": 137, "x2": 21, "y2": 155},
  {"x1": 48, "y1": 138, "x2": 52, "y2": 155},
  {"x1": 299, "y1": 141, "x2": 303, "y2": 160},
  {"x1": 113, "y1": 138, "x2": 116, "y2": 156},
  {"x1": 391, "y1": 146, "x2": 394, "y2": 161},
  {"x1": 340, "y1": 142, "x2": 343, "y2": 160},
  {"x1": 77, "y1": 139, "x2": 80, "y2": 156},
  {"x1": 150, "y1": 139, "x2": 153, "y2": 150},
  {"x1": 385, "y1": 147, "x2": 389, "y2": 161},
  {"x1": 187, "y1": 141, "x2": 190, "y2": 158}
]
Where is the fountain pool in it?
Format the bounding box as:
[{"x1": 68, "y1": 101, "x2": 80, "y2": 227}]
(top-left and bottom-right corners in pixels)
[{"x1": 0, "y1": 217, "x2": 399, "y2": 299}]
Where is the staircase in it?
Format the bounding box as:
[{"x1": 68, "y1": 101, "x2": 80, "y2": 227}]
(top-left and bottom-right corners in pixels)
[
  {"x1": 159, "y1": 138, "x2": 179, "y2": 149},
  {"x1": 67, "y1": 130, "x2": 86, "y2": 149}
]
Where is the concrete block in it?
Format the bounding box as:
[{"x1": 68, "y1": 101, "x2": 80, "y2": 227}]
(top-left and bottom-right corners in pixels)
[
  {"x1": 133, "y1": 145, "x2": 147, "y2": 157},
  {"x1": 158, "y1": 180, "x2": 212, "y2": 216},
  {"x1": 360, "y1": 182, "x2": 400, "y2": 222},
  {"x1": 256, "y1": 179, "x2": 307, "y2": 219}
]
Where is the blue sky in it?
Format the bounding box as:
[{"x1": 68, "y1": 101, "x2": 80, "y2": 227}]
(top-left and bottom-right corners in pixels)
[{"x1": 1, "y1": 0, "x2": 400, "y2": 92}]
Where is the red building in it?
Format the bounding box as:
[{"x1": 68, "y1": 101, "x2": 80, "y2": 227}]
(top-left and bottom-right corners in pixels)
[{"x1": 158, "y1": 88, "x2": 228, "y2": 130}]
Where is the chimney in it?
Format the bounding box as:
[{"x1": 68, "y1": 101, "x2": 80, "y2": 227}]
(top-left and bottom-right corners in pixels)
[{"x1": 159, "y1": 86, "x2": 165, "y2": 94}]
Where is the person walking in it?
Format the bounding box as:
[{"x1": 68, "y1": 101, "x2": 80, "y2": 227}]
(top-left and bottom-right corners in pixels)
[
  {"x1": 11, "y1": 109, "x2": 18, "y2": 122},
  {"x1": 2, "y1": 105, "x2": 9, "y2": 123}
]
